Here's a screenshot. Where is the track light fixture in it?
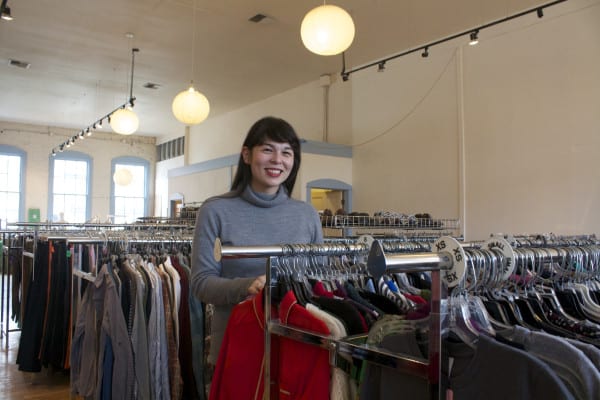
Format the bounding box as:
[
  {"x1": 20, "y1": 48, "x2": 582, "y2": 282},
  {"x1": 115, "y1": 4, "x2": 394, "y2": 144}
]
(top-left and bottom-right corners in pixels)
[
  {"x1": 377, "y1": 62, "x2": 385, "y2": 72},
  {"x1": 469, "y1": 31, "x2": 479, "y2": 46},
  {"x1": 339, "y1": 0, "x2": 565, "y2": 80},
  {"x1": 48, "y1": 49, "x2": 140, "y2": 155},
  {"x1": 111, "y1": 48, "x2": 140, "y2": 134},
  {"x1": 1, "y1": 0, "x2": 13, "y2": 21}
]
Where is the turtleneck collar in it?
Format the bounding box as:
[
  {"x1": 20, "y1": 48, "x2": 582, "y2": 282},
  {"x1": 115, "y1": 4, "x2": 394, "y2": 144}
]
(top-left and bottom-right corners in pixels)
[{"x1": 241, "y1": 185, "x2": 289, "y2": 208}]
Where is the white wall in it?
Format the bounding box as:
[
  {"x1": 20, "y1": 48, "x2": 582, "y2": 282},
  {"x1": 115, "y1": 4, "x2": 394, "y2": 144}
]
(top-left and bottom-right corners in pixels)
[
  {"x1": 5, "y1": 1, "x2": 597, "y2": 240},
  {"x1": 298, "y1": 153, "x2": 352, "y2": 202},
  {"x1": 176, "y1": 0, "x2": 600, "y2": 240},
  {"x1": 165, "y1": 150, "x2": 352, "y2": 206},
  {"x1": 349, "y1": 43, "x2": 460, "y2": 219},
  {"x1": 169, "y1": 166, "x2": 233, "y2": 205},
  {"x1": 461, "y1": 1, "x2": 600, "y2": 239},
  {"x1": 0, "y1": 122, "x2": 156, "y2": 222},
  {"x1": 155, "y1": 155, "x2": 184, "y2": 217},
  {"x1": 183, "y1": 81, "x2": 336, "y2": 164}
]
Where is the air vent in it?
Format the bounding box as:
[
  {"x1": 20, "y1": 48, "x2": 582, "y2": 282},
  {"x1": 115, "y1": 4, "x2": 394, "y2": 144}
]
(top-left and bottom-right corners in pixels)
[
  {"x1": 8, "y1": 59, "x2": 31, "y2": 69},
  {"x1": 249, "y1": 13, "x2": 273, "y2": 23},
  {"x1": 143, "y1": 82, "x2": 161, "y2": 89}
]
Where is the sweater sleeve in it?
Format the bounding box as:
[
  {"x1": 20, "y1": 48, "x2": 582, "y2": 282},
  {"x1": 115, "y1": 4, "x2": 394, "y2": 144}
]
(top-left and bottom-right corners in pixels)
[
  {"x1": 311, "y1": 205, "x2": 324, "y2": 244},
  {"x1": 190, "y1": 200, "x2": 254, "y2": 306}
]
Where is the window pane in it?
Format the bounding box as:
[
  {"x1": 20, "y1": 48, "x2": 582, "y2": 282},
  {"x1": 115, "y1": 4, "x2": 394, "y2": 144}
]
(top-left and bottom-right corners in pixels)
[
  {"x1": 52, "y1": 158, "x2": 89, "y2": 223},
  {"x1": 113, "y1": 162, "x2": 146, "y2": 223},
  {"x1": 0, "y1": 154, "x2": 21, "y2": 228}
]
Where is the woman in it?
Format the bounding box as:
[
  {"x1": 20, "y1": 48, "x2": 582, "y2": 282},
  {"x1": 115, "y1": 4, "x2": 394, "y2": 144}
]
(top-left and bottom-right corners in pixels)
[{"x1": 190, "y1": 116, "x2": 323, "y2": 367}]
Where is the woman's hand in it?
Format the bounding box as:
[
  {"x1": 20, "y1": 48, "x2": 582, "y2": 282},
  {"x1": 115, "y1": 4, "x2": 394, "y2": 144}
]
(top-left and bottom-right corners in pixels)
[{"x1": 247, "y1": 274, "x2": 266, "y2": 296}]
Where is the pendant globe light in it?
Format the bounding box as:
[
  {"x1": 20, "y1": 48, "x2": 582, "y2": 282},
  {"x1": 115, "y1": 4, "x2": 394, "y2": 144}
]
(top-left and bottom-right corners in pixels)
[
  {"x1": 113, "y1": 167, "x2": 133, "y2": 186},
  {"x1": 172, "y1": 84, "x2": 210, "y2": 125},
  {"x1": 110, "y1": 106, "x2": 139, "y2": 135},
  {"x1": 172, "y1": 0, "x2": 210, "y2": 125},
  {"x1": 301, "y1": 3, "x2": 355, "y2": 56},
  {"x1": 111, "y1": 47, "x2": 140, "y2": 135}
]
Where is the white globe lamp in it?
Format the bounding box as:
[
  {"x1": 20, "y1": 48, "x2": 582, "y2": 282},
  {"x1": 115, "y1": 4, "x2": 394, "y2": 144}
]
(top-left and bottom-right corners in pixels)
[
  {"x1": 301, "y1": 4, "x2": 355, "y2": 56},
  {"x1": 110, "y1": 107, "x2": 139, "y2": 135},
  {"x1": 172, "y1": 85, "x2": 210, "y2": 125},
  {"x1": 113, "y1": 168, "x2": 133, "y2": 186}
]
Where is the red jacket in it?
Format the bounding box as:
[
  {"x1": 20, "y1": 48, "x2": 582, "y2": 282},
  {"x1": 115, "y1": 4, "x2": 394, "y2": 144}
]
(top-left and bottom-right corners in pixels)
[{"x1": 209, "y1": 290, "x2": 331, "y2": 400}]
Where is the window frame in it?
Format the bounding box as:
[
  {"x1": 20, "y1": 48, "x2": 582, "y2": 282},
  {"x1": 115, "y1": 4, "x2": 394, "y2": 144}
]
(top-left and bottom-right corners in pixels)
[
  {"x1": 48, "y1": 150, "x2": 92, "y2": 223},
  {"x1": 110, "y1": 156, "x2": 150, "y2": 223},
  {"x1": 0, "y1": 145, "x2": 26, "y2": 226}
]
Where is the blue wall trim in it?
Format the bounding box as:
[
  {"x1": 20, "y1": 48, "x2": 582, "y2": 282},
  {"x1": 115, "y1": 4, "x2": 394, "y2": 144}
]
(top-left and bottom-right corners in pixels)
[
  {"x1": 168, "y1": 154, "x2": 238, "y2": 178},
  {"x1": 168, "y1": 140, "x2": 351, "y2": 178},
  {"x1": 301, "y1": 140, "x2": 352, "y2": 158}
]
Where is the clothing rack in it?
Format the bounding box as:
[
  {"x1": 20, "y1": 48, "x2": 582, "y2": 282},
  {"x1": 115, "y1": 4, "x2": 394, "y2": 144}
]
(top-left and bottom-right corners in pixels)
[
  {"x1": 4, "y1": 222, "x2": 194, "y2": 350},
  {"x1": 8, "y1": 221, "x2": 193, "y2": 230},
  {"x1": 0, "y1": 230, "x2": 29, "y2": 348},
  {"x1": 61, "y1": 232, "x2": 198, "y2": 400},
  {"x1": 215, "y1": 235, "x2": 466, "y2": 400}
]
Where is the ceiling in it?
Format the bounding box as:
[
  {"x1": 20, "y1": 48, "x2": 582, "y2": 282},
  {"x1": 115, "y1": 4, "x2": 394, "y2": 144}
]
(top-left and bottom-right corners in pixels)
[{"x1": 0, "y1": 0, "x2": 551, "y2": 139}]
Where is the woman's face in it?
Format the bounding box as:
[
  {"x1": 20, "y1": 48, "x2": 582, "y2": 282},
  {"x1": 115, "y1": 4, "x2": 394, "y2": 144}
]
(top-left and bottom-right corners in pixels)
[{"x1": 242, "y1": 139, "x2": 294, "y2": 195}]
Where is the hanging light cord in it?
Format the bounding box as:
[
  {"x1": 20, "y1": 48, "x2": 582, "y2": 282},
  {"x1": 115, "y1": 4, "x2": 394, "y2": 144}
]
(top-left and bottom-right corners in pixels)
[
  {"x1": 191, "y1": 0, "x2": 196, "y2": 85},
  {"x1": 129, "y1": 47, "x2": 139, "y2": 101},
  {"x1": 352, "y1": 49, "x2": 457, "y2": 148}
]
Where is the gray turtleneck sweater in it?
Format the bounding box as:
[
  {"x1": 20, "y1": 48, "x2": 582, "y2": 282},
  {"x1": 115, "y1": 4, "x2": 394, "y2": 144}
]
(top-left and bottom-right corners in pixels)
[{"x1": 191, "y1": 185, "x2": 323, "y2": 363}]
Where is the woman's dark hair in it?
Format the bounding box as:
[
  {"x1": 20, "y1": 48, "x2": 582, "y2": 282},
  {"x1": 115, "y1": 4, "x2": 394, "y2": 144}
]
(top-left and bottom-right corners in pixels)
[{"x1": 230, "y1": 116, "x2": 301, "y2": 194}]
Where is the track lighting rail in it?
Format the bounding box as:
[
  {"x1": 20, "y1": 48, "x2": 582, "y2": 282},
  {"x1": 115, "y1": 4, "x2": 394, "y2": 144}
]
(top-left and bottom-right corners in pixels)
[
  {"x1": 49, "y1": 48, "x2": 140, "y2": 156},
  {"x1": 340, "y1": 0, "x2": 566, "y2": 80}
]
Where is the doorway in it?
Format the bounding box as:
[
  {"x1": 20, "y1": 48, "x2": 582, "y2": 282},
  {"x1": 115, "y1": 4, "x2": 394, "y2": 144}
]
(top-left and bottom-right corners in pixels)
[
  {"x1": 169, "y1": 192, "x2": 184, "y2": 219},
  {"x1": 306, "y1": 179, "x2": 352, "y2": 214},
  {"x1": 310, "y1": 188, "x2": 344, "y2": 214}
]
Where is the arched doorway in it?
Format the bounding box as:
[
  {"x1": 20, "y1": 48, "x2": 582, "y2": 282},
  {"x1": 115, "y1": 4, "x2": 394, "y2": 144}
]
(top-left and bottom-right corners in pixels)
[{"x1": 306, "y1": 179, "x2": 352, "y2": 215}]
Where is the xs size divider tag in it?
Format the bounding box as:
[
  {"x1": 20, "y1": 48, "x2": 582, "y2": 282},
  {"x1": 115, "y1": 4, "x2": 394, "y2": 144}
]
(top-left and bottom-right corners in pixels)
[
  {"x1": 484, "y1": 237, "x2": 516, "y2": 280},
  {"x1": 357, "y1": 234, "x2": 375, "y2": 249},
  {"x1": 433, "y1": 236, "x2": 466, "y2": 288}
]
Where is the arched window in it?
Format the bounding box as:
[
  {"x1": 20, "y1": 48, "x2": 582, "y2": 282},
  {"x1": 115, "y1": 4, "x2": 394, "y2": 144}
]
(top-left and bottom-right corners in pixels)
[
  {"x1": 49, "y1": 150, "x2": 92, "y2": 223},
  {"x1": 111, "y1": 156, "x2": 149, "y2": 224},
  {"x1": 0, "y1": 145, "x2": 26, "y2": 228}
]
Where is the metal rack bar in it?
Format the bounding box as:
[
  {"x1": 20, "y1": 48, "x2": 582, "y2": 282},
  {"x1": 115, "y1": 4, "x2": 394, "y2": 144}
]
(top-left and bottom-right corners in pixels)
[
  {"x1": 215, "y1": 237, "x2": 369, "y2": 261},
  {"x1": 367, "y1": 240, "x2": 453, "y2": 280},
  {"x1": 8, "y1": 222, "x2": 192, "y2": 230}
]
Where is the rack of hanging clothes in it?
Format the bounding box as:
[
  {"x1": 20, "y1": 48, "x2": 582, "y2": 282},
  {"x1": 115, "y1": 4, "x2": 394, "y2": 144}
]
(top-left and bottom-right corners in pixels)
[
  {"x1": 432, "y1": 235, "x2": 600, "y2": 400},
  {"x1": 211, "y1": 233, "x2": 600, "y2": 400},
  {"x1": 0, "y1": 229, "x2": 36, "y2": 348},
  {"x1": 10, "y1": 224, "x2": 205, "y2": 400},
  {"x1": 209, "y1": 235, "x2": 471, "y2": 400}
]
